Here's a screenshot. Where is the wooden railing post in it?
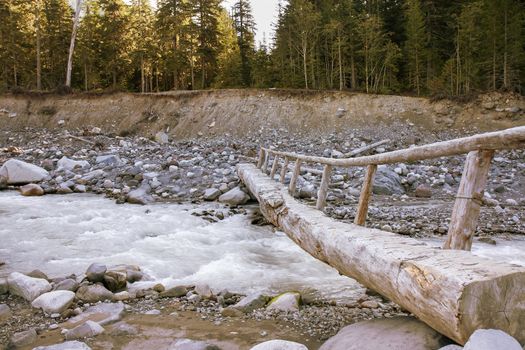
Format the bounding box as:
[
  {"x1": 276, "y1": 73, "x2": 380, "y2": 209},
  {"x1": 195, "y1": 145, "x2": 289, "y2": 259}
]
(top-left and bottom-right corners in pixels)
[
  {"x1": 316, "y1": 164, "x2": 332, "y2": 210},
  {"x1": 444, "y1": 150, "x2": 494, "y2": 251},
  {"x1": 257, "y1": 148, "x2": 265, "y2": 169},
  {"x1": 354, "y1": 164, "x2": 377, "y2": 226},
  {"x1": 262, "y1": 151, "x2": 269, "y2": 174},
  {"x1": 289, "y1": 159, "x2": 302, "y2": 196},
  {"x1": 270, "y1": 155, "x2": 280, "y2": 179},
  {"x1": 280, "y1": 156, "x2": 289, "y2": 183}
]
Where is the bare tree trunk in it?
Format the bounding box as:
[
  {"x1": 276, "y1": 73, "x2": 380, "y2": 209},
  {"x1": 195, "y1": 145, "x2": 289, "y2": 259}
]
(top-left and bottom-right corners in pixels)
[
  {"x1": 36, "y1": 1, "x2": 42, "y2": 90},
  {"x1": 66, "y1": 0, "x2": 83, "y2": 88},
  {"x1": 140, "y1": 55, "x2": 145, "y2": 93},
  {"x1": 503, "y1": 4, "x2": 508, "y2": 89},
  {"x1": 302, "y1": 36, "x2": 308, "y2": 89},
  {"x1": 84, "y1": 62, "x2": 88, "y2": 91},
  {"x1": 338, "y1": 34, "x2": 343, "y2": 91}
]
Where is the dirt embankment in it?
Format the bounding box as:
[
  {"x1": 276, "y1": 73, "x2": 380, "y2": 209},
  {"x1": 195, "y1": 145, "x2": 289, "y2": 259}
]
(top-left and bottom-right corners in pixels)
[{"x1": 0, "y1": 90, "x2": 523, "y2": 139}]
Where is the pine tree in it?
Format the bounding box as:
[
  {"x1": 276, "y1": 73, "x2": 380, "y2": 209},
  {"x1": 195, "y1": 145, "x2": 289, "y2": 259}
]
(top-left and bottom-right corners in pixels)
[
  {"x1": 404, "y1": 0, "x2": 427, "y2": 95},
  {"x1": 129, "y1": 0, "x2": 156, "y2": 92},
  {"x1": 214, "y1": 8, "x2": 242, "y2": 88},
  {"x1": 232, "y1": 0, "x2": 256, "y2": 87}
]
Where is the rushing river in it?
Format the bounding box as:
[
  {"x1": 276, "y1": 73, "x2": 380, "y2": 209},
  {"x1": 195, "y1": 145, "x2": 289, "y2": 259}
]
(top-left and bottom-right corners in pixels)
[{"x1": 1, "y1": 191, "x2": 523, "y2": 300}]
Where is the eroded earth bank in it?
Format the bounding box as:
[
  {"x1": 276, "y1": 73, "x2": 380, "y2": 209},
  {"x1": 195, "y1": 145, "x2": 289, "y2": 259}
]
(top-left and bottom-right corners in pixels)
[{"x1": 0, "y1": 90, "x2": 524, "y2": 350}]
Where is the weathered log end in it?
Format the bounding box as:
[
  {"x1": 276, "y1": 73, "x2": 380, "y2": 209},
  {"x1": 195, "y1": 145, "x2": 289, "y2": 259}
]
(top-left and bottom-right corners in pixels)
[{"x1": 237, "y1": 163, "x2": 525, "y2": 345}]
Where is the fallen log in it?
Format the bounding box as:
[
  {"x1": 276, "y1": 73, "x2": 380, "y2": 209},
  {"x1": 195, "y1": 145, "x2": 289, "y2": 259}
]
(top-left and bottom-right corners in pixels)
[
  {"x1": 344, "y1": 139, "x2": 390, "y2": 158},
  {"x1": 237, "y1": 163, "x2": 525, "y2": 346}
]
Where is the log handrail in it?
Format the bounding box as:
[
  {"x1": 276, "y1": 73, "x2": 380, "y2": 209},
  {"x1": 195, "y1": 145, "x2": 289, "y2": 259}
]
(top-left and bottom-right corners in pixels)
[{"x1": 256, "y1": 126, "x2": 525, "y2": 251}]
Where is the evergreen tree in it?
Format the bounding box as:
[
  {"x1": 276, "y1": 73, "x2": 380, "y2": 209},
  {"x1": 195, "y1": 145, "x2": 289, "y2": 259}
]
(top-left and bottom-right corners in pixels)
[
  {"x1": 404, "y1": 0, "x2": 427, "y2": 95},
  {"x1": 129, "y1": 0, "x2": 156, "y2": 92},
  {"x1": 214, "y1": 8, "x2": 242, "y2": 88},
  {"x1": 232, "y1": 0, "x2": 256, "y2": 87}
]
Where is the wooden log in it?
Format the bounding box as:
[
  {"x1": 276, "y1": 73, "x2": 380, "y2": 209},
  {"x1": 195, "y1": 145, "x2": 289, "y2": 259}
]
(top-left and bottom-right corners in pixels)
[
  {"x1": 345, "y1": 139, "x2": 390, "y2": 158},
  {"x1": 354, "y1": 164, "x2": 377, "y2": 226},
  {"x1": 263, "y1": 126, "x2": 525, "y2": 167},
  {"x1": 270, "y1": 155, "x2": 280, "y2": 179},
  {"x1": 280, "y1": 156, "x2": 289, "y2": 183},
  {"x1": 289, "y1": 159, "x2": 302, "y2": 196},
  {"x1": 238, "y1": 163, "x2": 525, "y2": 346},
  {"x1": 444, "y1": 150, "x2": 494, "y2": 251},
  {"x1": 316, "y1": 164, "x2": 332, "y2": 210},
  {"x1": 257, "y1": 149, "x2": 265, "y2": 168}
]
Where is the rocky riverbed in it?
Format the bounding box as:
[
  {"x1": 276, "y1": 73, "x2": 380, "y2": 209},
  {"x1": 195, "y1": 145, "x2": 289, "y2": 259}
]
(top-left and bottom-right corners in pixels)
[{"x1": 0, "y1": 126, "x2": 524, "y2": 349}]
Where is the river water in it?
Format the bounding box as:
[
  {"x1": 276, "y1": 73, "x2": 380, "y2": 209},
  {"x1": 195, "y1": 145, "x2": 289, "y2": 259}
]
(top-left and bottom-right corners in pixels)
[{"x1": 1, "y1": 191, "x2": 523, "y2": 300}]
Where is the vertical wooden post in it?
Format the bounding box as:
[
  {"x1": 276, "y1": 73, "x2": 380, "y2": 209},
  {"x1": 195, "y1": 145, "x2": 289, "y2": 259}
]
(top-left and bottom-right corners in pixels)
[
  {"x1": 257, "y1": 148, "x2": 265, "y2": 169},
  {"x1": 354, "y1": 164, "x2": 377, "y2": 226},
  {"x1": 270, "y1": 155, "x2": 280, "y2": 179},
  {"x1": 316, "y1": 164, "x2": 332, "y2": 210},
  {"x1": 262, "y1": 151, "x2": 269, "y2": 174},
  {"x1": 280, "y1": 156, "x2": 289, "y2": 183},
  {"x1": 289, "y1": 159, "x2": 302, "y2": 196},
  {"x1": 444, "y1": 150, "x2": 494, "y2": 251}
]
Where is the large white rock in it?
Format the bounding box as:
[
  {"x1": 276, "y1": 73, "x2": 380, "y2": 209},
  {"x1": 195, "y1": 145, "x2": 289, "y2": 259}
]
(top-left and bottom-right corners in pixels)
[
  {"x1": 319, "y1": 317, "x2": 451, "y2": 350},
  {"x1": 65, "y1": 302, "x2": 125, "y2": 326},
  {"x1": 168, "y1": 338, "x2": 221, "y2": 350},
  {"x1": 267, "y1": 292, "x2": 301, "y2": 312},
  {"x1": 250, "y1": 340, "x2": 308, "y2": 350},
  {"x1": 57, "y1": 156, "x2": 90, "y2": 171},
  {"x1": 64, "y1": 320, "x2": 105, "y2": 340},
  {"x1": 0, "y1": 159, "x2": 49, "y2": 185},
  {"x1": 7, "y1": 272, "x2": 52, "y2": 301},
  {"x1": 31, "y1": 290, "x2": 75, "y2": 314},
  {"x1": 218, "y1": 187, "x2": 250, "y2": 206},
  {"x1": 33, "y1": 341, "x2": 92, "y2": 350},
  {"x1": 463, "y1": 329, "x2": 522, "y2": 350}
]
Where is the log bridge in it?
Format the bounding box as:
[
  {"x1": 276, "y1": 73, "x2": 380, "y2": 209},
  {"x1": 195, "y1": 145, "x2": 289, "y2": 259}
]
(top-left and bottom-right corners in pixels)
[{"x1": 237, "y1": 126, "x2": 525, "y2": 345}]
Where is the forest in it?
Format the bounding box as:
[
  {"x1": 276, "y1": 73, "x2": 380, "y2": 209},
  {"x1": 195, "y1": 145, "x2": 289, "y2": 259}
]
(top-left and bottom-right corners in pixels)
[{"x1": 0, "y1": 0, "x2": 524, "y2": 96}]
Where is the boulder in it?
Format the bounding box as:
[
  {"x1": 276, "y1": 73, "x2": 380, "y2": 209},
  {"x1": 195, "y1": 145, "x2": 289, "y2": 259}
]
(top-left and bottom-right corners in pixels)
[
  {"x1": 86, "y1": 263, "x2": 107, "y2": 283},
  {"x1": 231, "y1": 292, "x2": 270, "y2": 313},
  {"x1": 373, "y1": 166, "x2": 405, "y2": 195},
  {"x1": 155, "y1": 132, "x2": 169, "y2": 144},
  {"x1": 57, "y1": 156, "x2": 90, "y2": 171},
  {"x1": 250, "y1": 340, "x2": 308, "y2": 350},
  {"x1": 415, "y1": 184, "x2": 432, "y2": 198},
  {"x1": 64, "y1": 320, "x2": 105, "y2": 340},
  {"x1": 203, "y1": 188, "x2": 221, "y2": 201},
  {"x1": 127, "y1": 186, "x2": 153, "y2": 205},
  {"x1": 218, "y1": 187, "x2": 250, "y2": 206},
  {"x1": 319, "y1": 317, "x2": 452, "y2": 350},
  {"x1": 76, "y1": 284, "x2": 113, "y2": 303},
  {"x1": 96, "y1": 154, "x2": 121, "y2": 166},
  {"x1": 9, "y1": 328, "x2": 37, "y2": 348},
  {"x1": 27, "y1": 269, "x2": 49, "y2": 280},
  {"x1": 438, "y1": 346, "x2": 463, "y2": 350},
  {"x1": 53, "y1": 278, "x2": 79, "y2": 292},
  {"x1": 267, "y1": 292, "x2": 301, "y2": 312},
  {"x1": 463, "y1": 329, "x2": 521, "y2": 350},
  {"x1": 0, "y1": 159, "x2": 49, "y2": 185},
  {"x1": 7, "y1": 272, "x2": 52, "y2": 301},
  {"x1": 20, "y1": 183, "x2": 44, "y2": 196},
  {"x1": 168, "y1": 338, "x2": 221, "y2": 350},
  {"x1": 65, "y1": 302, "x2": 124, "y2": 326},
  {"x1": 160, "y1": 285, "x2": 190, "y2": 298},
  {"x1": 103, "y1": 271, "x2": 127, "y2": 292},
  {"x1": 195, "y1": 284, "x2": 213, "y2": 299},
  {"x1": 31, "y1": 290, "x2": 75, "y2": 314},
  {"x1": 33, "y1": 341, "x2": 92, "y2": 350},
  {"x1": 0, "y1": 277, "x2": 8, "y2": 294},
  {"x1": 0, "y1": 304, "x2": 12, "y2": 325},
  {"x1": 109, "y1": 321, "x2": 138, "y2": 336}
]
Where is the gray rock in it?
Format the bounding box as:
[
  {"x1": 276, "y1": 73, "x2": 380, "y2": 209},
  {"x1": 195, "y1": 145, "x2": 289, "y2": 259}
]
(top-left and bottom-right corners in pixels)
[
  {"x1": 168, "y1": 338, "x2": 221, "y2": 350},
  {"x1": 27, "y1": 269, "x2": 49, "y2": 280},
  {"x1": 267, "y1": 292, "x2": 301, "y2": 312},
  {"x1": 463, "y1": 329, "x2": 521, "y2": 350},
  {"x1": 53, "y1": 278, "x2": 79, "y2": 292},
  {"x1": 66, "y1": 302, "x2": 124, "y2": 326},
  {"x1": 373, "y1": 166, "x2": 405, "y2": 195},
  {"x1": 250, "y1": 340, "x2": 308, "y2": 350},
  {"x1": 103, "y1": 271, "x2": 127, "y2": 292},
  {"x1": 9, "y1": 328, "x2": 37, "y2": 348},
  {"x1": 218, "y1": 187, "x2": 250, "y2": 206},
  {"x1": 65, "y1": 320, "x2": 105, "y2": 340},
  {"x1": 438, "y1": 346, "x2": 463, "y2": 350},
  {"x1": 0, "y1": 175, "x2": 7, "y2": 189},
  {"x1": 195, "y1": 284, "x2": 213, "y2": 299},
  {"x1": 76, "y1": 284, "x2": 113, "y2": 303},
  {"x1": 109, "y1": 321, "x2": 138, "y2": 336},
  {"x1": 7, "y1": 272, "x2": 52, "y2": 301},
  {"x1": 231, "y1": 292, "x2": 270, "y2": 313},
  {"x1": 160, "y1": 285, "x2": 190, "y2": 298},
  {"x1": 127, "y1": 185, "x2": 153, "y2": 205},
  {"x1": 203, "y1": 188, "x2": 221, "y2": 201},
  {"x1": 20, "y1": 183, "x2": 45, "y2": 196},
  {"x1": 96, "y1": 154, "x2": 121, "y2": 166},
  {"x1": 57, "y1": 156, "x2": 90, "y2": 171},
  {"x1": 0, "y1": 304, "x2": 12, "y2": 325},
  {"x1": 319, "y1": 316, "x2": 451, "y2": 350},
  {"x1": 0, "y1": 159, "x2": 49, "y2": 185},
  {"x1": 31, "y1": 290, "x2": 75, "y2": 314},
  {"x1": 415, "y1": 184, "x2": 432, "y2": 198},
  {"x1": 86, "y1": 263, "x2": 107, "y2": 283},
  {"x1": 155, "y1": 131, "x2": 169, "y2": 144},
  {"x1": 33, "y1": 341, "x2": 92, "y2": 350},
  {"x1": 0, "y1": 278, "x2": 8, "y2": 295}
]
